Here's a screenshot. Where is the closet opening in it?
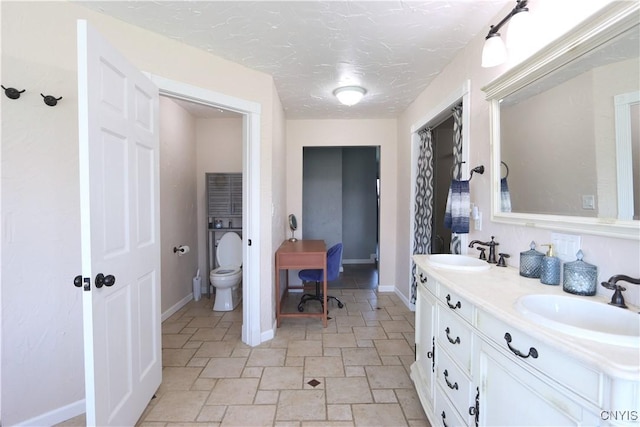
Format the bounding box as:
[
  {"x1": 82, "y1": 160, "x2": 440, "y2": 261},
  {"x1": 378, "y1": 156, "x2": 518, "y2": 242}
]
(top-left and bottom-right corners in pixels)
[{"x1": 302, "y1": 146, "x2": 380, "y2": 289}]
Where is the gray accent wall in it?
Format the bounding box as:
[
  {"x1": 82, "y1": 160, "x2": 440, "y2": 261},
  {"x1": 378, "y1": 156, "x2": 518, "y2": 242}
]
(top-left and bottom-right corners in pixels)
[
  {"x1": 302, "y1": 147, "x2": 343, "y2": 248},
  {"x1": 303, "y1": 146, "x2": 378, "y2": 261},
  {"x1": 342, "y1": 147, "x2": 378, "y2": 261}
]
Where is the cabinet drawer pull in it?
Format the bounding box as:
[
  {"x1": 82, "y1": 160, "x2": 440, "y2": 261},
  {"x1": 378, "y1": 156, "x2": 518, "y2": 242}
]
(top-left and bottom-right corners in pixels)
[
  {"x1": 443, "y1": 369, "x2": 459, "y2": 390},
  {"x1": 504, "y1": 332, "x2": 538, "y2": 359},
  {"x1": 446, "y1": 294, "x2": 461, "y2": 310},
  {"x1": 445, "y1": 327, "x2": 460, "y2": 345},
  {"x1": 419, "y1": 273, "x2": 427, "y2": 284},
  {"x1": 441, "y1": 411, "x2": 448, "y2": 427}
]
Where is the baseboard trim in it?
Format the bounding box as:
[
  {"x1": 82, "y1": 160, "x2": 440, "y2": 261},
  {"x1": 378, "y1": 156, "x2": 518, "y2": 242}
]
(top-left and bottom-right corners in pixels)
[
  {"x1": 16, "y1": 399, "x2": 85, "y2": 427},
  {"x1": 395, "y1": 287, "x2": 416, "y2": 311},
  {"x1": 262, "y1": 323, "x2": 276, "y2": 343},
  {"x1": 342, "y1": 259, "x2": 376, "y2": 264},
  {"x1": 377, "y1": 284, "x2": 395, "y2": 293},
  {"x1": 162, "y1": 293, "x2": 194, "y2": 322}
]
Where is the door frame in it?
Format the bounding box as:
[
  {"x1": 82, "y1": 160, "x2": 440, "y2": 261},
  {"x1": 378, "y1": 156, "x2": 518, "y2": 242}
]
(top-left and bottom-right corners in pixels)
[
  {"x1": 409, "y1": 80, "x2": 471, "y2": 304},
  {"x1": 146, "y1": 74, "x2": 262, "y2": 346}
]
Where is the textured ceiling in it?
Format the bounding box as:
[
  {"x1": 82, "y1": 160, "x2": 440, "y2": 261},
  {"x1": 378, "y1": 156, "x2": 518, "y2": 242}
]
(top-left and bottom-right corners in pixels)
[{"x1": 77, "y1": 1, "x2": 511, "y2": 119}]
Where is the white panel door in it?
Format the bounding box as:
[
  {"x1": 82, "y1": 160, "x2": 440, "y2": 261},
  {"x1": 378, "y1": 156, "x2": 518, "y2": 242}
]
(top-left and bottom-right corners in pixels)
[{"x1": 77, "y1": 20, "x2": 161, "y2": 426}]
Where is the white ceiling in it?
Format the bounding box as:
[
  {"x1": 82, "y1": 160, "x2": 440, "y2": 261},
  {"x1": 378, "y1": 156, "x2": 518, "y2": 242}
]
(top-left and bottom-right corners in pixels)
[{"x1": 77, "y1": 1, "x2": 511, "y2": 119}]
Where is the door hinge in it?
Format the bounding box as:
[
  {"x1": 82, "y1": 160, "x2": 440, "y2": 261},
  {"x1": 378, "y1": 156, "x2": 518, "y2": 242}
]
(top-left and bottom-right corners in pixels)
[{"x1": 248, "y1": 239, "x2": 252, "y2": 246}]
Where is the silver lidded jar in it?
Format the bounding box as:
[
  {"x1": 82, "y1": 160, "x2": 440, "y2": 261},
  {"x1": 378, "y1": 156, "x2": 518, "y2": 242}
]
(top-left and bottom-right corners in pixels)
[
  {"x1": 563, "y1": 250, "x2": 598, "y2": 296},
  {"x1": 519, "y1": 241, "x2": 545, "y2": 278}
]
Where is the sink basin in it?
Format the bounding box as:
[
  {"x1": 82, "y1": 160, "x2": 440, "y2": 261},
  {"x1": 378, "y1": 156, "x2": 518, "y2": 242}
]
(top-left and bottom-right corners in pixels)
[
  {"x1": 515, "y1": 294, "x2": 640, "y2": 348},
  {"x1": 424, "y1": 254, "x2": 491, "y2": 272}
]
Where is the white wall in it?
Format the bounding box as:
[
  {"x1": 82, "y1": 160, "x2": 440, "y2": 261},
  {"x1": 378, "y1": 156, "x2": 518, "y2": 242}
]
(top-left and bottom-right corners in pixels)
[
  {"x1": 1, "y1": 17, "x2": 84, "y2": 424},
  {"x1": 270, "y1": 84, "x2": 288, "y2": 332},
  {"x1": 395, "y1": 0, "x2": 640, "y2": 307},
  {"x1": 286, "y1": 119, "x2": 397, "y2": 289},
  {"x1": 1, "y1": 2, "x2": 283, "y2": 424},
  {"x1": 159, "y1": 97, "x2": 198, "y2": 313}
]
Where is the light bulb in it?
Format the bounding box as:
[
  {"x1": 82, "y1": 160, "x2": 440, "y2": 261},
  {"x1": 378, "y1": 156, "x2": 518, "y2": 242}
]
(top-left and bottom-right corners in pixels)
[
  {"x1": 482, "y1": 33, "x2": 507, "y2": 68},
  {"x1": 333, "y1": 86, "x2": 366, "y2": 106},
  {"x1": 507, "y1": 9, "x2": 531, "y2": 50}
]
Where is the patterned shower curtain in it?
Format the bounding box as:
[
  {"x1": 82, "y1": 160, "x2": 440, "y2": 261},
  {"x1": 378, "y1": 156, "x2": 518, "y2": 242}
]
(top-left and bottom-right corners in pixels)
[
  {"x1": 411, "y1": 128, "x2": 434, "y2": 304},
  {"x1": 450, "y1": 103, "x2": 464, "y2": 255}
]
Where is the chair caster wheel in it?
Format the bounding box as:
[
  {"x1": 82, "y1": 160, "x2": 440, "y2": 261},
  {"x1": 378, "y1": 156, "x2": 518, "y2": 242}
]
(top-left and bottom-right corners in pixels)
[
  {"x1": 297, "y1": 305, "x2": 304, "y2": 312},
  {"x1": 337, "y1": 302, "x2": 344, "y2": 309}
]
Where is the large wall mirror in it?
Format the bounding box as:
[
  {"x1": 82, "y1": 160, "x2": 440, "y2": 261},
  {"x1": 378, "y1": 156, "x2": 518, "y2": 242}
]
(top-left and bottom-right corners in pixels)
[{"x1": 483, "y1": 2, "x2": 640, "y2": 240}]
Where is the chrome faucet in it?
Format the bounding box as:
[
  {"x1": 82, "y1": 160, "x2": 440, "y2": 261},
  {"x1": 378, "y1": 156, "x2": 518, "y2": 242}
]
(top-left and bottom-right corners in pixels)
[
  {"x1": 469, "y1": 236, "x2": 499, "y2": 264},
  {"x1": 601, "y1": 275, "x2": 640, "y2": 309}
]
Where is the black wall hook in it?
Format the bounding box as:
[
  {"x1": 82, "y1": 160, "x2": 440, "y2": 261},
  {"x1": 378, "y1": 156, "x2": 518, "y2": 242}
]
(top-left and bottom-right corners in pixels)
[
  {"x1": 41, "y1": 93, "x2": 62, "y2": 107},
  {"x1": 2, "y1": 85, "x2": 26, "y2": 99}
]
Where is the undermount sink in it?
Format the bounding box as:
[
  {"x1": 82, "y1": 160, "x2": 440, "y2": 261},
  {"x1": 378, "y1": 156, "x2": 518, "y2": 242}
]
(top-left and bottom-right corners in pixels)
[
  {"x1": 515, "y1": 294, "x2": 640, "y2": 348},
  {"x1": 424, "y1": 254, "x2": 491, "y2": 272}
]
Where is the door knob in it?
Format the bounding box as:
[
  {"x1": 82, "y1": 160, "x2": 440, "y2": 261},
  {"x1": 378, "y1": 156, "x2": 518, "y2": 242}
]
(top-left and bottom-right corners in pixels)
[
  {"x1": 74, "y1": 275, "x2": 83, "y2": 287},
  {"x1": 95, "y1": 273, "x2": 116, "y2": 288}
]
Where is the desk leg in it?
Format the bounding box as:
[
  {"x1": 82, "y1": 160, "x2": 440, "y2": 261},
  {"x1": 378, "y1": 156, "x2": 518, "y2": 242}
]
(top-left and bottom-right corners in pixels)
[
  {"x1": 275, "y1": 264, "x2": 281, "y2": 328},
  {"x1": 322, "y1": 266, "x2": 328, "y2": 328}
]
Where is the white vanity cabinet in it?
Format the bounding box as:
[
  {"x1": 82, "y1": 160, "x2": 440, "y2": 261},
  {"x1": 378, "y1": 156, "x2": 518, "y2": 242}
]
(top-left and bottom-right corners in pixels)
[
  {"x1": 411, "y1": 267, "x2": 437, "y2": 417},
  {"x1": 411, "y1": 266, "x2": 476, "y2": 426},
  {"x1": 411, "y1": 258, "x2": 639, "y2": 427}
]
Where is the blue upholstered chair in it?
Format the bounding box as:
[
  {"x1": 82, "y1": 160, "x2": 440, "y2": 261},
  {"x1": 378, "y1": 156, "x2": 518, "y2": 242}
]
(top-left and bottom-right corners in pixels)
[{"x1": 297, "y1": 243, "x2": 345, "y2": 312}]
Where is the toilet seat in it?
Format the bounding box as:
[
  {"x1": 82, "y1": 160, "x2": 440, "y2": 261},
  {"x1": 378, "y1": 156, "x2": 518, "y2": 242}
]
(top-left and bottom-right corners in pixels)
[
  {"x1": 209, "y1": 266, "x2": 242, "y2": 280},
  {"x1": 211, "y1": 266, "x2": 241, "y2": 277}
]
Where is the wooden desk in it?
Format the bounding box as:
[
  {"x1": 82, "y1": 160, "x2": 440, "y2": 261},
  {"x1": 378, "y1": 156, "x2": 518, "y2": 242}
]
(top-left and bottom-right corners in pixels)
[{"x1": 275, "y1": 240, "x2": 327, "y2": 327}]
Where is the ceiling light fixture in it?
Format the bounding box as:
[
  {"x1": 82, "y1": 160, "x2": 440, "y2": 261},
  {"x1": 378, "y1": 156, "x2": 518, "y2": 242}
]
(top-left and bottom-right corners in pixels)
[
  {"x1": 481, "y1": 0, "x2": 531, "y2": 68},
  {"x1": 333, "y1": 86, "x2": 367, "y2": 106}
]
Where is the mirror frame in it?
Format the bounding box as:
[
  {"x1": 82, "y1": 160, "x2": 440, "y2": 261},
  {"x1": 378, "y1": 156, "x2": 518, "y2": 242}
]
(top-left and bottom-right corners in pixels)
[
  {"x1": 288, "y1": 214, "x2": 297, "y2": 231},
  {"x1": 483, "y1": 2, "x2": 640, "y2": 240}
]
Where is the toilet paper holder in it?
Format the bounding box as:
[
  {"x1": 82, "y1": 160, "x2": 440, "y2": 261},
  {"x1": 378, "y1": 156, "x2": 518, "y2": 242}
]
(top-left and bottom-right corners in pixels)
[{"x1": 173, "y1": 245, "x2": 190, "y2": 256}]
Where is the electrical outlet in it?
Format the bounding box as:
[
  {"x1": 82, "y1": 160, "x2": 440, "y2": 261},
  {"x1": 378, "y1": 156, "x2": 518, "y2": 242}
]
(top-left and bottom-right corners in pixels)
[{"x1": 551, "y1": 232, "x2": 582, "y2": 263}]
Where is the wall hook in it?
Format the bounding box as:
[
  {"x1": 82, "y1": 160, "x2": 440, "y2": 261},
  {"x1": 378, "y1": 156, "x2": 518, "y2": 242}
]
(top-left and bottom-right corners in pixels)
[
  {"x1": 41, "y1": 93, "x2": 62, "y2": 107},
  {"x1": 1, "y1": 85, "x2": 26, "y2": 99}
]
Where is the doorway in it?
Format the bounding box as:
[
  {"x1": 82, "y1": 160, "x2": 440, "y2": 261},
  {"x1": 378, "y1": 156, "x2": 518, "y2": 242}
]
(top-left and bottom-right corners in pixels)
[
  {"x1": 432, "y1": 116, "x2": 455, "y2": 254},
  {"x1": 409, "y1": 81, "x2": 470, "y2": 304},
  {"x1": 302, "y1": 146, "x2": 380, "y2": 289},
  {"x1": 149, "y1": 74, "x2": 262, "y2": 347}
]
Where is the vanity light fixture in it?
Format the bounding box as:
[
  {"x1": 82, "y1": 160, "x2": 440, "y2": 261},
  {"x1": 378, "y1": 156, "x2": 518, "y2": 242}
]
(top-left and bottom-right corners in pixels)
[
  {"x1": 333, "y1": 85, "x2": 366, "y2": 106},
  {"x1": 481, "y1": 0, "x2": 531, "y2": 68}
]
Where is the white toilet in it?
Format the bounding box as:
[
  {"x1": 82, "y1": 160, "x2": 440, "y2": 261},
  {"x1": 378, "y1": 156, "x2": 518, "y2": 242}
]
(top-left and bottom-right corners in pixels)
[{"x1": 210, "y1": 232, "x2": 242, "y2": 311}]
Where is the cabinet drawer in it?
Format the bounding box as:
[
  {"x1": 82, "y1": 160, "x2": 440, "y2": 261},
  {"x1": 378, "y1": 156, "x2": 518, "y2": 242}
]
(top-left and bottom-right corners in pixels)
[
  {"x1": 437, "y1": 348, "x2": 473, "y2": 422},
  {"x1": 437, "y1": 286, "x2": 474, "y2": 323},
  {"x1": 437, "y1": 305, "x2": 474, "y2": 374},
  {"x1": 415, "y1": 268, "x2": 436, "y2": 296},
  {"x1": 477, "y1": 309, "x2": 602, "y2": 406},
  {"x1": 435, "y1": 384, "x2": 469, "y2": 427}
]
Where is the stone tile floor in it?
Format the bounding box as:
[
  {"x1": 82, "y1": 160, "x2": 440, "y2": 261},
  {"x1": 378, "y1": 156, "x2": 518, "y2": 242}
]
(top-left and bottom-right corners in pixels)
[{"x1": 57, "y1": 287, "x2": 429, "y2": 426}]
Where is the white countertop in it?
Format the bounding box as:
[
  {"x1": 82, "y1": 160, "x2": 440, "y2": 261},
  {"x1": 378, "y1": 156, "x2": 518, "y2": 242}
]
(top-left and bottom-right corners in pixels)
[{"x1": 414, "y1": 254, "x2": 640, "y2": 381}]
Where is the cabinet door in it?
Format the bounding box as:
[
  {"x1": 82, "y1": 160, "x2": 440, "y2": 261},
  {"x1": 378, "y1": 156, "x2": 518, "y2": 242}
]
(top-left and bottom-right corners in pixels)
[
  {"x1": 207, "y1": 174, "x2": 231, "y2": 216},
  {"x1": 413, "y1": 276, "x2": 437, "y2": 414},
  {"x1": 477, "y1": 341, "x2": 585, "y2": 426},
  {"x1": 230, "y1": 173, "x2": 242, "y2": 215}
]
